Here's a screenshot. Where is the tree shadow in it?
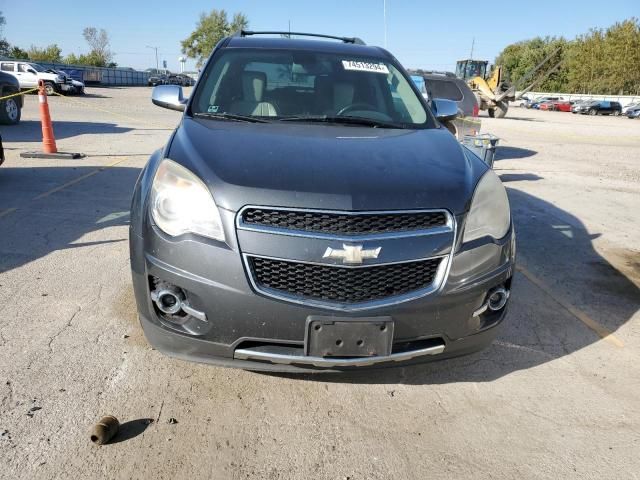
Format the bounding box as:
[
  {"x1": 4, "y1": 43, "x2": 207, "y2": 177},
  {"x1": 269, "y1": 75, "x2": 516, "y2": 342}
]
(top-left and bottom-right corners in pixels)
[
  {"x1": 74, "y1": 92, "x2": 111, "y2": 99},
  {"x1": 499, "y1": 173, "x2": 543, "y2": 182},
  {"x1": 482, "y1": 112, "x2": 543, "y2": 122},
  {"x1": 1, "y1": 120, "x2": 134, "y2": 142},
  {"x1": 259, "y1": 187, "x2": 640, "y2": 385},
  {"x1": 495, "y1": 146, "x2": 537, "y2": 160},
  {"x1": 107, "y1": 418, "x2": 154, "y2": 444},
  {"x1": 0, "y1": 166, "x2": 141, "y2": 274}
]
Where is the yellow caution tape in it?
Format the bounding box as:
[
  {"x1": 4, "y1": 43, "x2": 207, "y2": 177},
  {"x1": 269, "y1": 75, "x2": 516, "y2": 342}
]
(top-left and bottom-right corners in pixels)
[{"x1": 0, "y1": 87, "x2": 39, "y2": 101}]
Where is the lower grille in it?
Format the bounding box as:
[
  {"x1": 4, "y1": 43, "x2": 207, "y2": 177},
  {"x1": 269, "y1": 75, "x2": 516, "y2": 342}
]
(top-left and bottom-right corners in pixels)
[{"x1": 248, "y1": 256, "x2": 442, "y2": 304}]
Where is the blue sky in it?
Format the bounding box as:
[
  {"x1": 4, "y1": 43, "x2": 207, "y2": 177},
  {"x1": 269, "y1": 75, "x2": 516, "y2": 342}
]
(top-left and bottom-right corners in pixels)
[{"x1": 1, "y1": 0, "x2": 637, "y2": 72}]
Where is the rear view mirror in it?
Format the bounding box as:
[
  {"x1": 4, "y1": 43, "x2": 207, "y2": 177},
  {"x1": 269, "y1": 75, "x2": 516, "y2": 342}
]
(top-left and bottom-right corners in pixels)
[
  {"x1": 432, "y1": 98, "x2": 459, "y2": 122},
  {"x1": 152, "y1": 85, "x2": 187, "y2": 112}
]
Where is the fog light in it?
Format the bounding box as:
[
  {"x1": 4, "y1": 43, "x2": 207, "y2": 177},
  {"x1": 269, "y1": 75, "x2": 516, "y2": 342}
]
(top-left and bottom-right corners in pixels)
[
  {"x1": 488, "y1": 287, "x2": 509, "y2": 311},
  {"x1": 149, "y1": 278, "x2": 208, "y2": 324},
  {"x1": 472, "y1": 286, "x2": 510, "y2": 317},
  {"x1": 151, "y1": 285, "x2": 185, "y2": 315}
]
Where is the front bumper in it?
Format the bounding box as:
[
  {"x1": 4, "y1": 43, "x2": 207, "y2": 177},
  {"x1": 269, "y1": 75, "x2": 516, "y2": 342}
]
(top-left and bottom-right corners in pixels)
[{"x1": 130, "y1": 217, "x2": 515, "y2": 372}]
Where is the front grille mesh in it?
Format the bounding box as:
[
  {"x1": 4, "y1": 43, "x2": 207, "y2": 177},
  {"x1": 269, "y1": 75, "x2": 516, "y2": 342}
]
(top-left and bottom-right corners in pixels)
[
  {"x1": 249, "y1": 257, "x2": 442, "y2": 304},
  {"x1": 242, "y1": 208, "x2": 447, "y2": 235}
]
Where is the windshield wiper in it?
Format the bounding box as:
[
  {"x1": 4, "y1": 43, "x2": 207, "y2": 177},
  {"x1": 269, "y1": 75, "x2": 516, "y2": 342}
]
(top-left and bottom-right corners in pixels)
[
  {"x1": 278, "y1": 115, "x2": 404, "y2": 129},
  {"x1": 193, "y1": 112, "x2": 270, "y2": 123}
]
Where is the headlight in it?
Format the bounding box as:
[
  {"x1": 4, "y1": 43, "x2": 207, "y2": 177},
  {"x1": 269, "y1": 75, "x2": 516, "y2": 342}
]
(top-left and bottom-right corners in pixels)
[
  {"x1": 463, "y1": 170, "x2": 510, "y2": 242},
  {"x1": 150, "y1": 159, "x2": 225, "y2": 241}
]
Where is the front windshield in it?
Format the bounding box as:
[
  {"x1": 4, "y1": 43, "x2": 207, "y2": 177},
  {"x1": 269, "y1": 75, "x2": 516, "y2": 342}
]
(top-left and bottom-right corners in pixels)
[
  {"x1": 191, "y1": 48, "x2": 433, "y2": 128},
  {"x1": 30, "y1": 63, "x2": 44, "y2": 72}
]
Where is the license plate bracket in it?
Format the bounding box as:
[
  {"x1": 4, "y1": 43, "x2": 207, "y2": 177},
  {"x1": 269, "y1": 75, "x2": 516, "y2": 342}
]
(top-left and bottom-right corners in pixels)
[{"x1": 305, "y1": 316, "x2": 394, "y2": 358}]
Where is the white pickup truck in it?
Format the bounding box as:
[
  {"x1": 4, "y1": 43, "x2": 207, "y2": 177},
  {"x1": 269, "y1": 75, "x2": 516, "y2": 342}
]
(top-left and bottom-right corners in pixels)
[{"x1": 0, "y1": 60, "x2": 68, "y2": 95}]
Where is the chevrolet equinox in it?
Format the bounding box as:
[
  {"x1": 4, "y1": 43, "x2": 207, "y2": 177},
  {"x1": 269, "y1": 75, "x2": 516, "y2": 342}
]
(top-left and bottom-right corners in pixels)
[{"x1": 129, "y1": 31, "x2": 515, "y2": 372}]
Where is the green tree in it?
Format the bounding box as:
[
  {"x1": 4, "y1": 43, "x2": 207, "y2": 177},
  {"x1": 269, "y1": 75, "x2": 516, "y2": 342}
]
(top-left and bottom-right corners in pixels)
[
  {"x1": 82, "y1": 27, "x2": 113, "y2": 66},
  {"x1": 27, "y1": 44, "x2": 62, "y2": 62},
  {"x1": 8, "y1": 45, "x2": 29, "y2": 59},
  {"x1": 495, "y1": 18, "x2": 640, "y2": 95},
  {"x1": 181, "y1": 9, "x2": 248, "y2": 66},
  {"x1": 0, "y1": 10, "x2": 9, "y2": 57},
  {"x1": 495, "y1": 36, "x2": 568, "y2": 92}
]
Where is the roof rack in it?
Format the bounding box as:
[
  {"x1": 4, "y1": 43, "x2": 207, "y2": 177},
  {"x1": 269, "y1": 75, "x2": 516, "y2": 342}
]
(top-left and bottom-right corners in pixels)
[{"x1": 237, "y1": 30, "x2": 366, "y2": 45}]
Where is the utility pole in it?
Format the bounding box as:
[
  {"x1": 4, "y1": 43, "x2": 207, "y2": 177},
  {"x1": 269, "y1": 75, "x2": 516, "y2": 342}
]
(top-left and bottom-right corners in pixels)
[
  {"x1": 383, "y1": 0, "x2": 388, "y2": 48},
  {"x1": 146, "y1": 45, "x2": 159, "y2": 72},
  {"x1": 470, "y1": 37, "x2": 475, "y2": 60}
]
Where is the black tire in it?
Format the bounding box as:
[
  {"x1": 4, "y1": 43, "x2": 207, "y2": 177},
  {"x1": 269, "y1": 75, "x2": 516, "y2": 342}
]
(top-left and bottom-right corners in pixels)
[
  {"x1": 44, "y1": 82, "x2": 55, "y2": 95},
  {"x1": 588, "y1": 108, "x2": 597, "y2": 116},
  {"x1": 487, "y1": 108, "x2": 495, "y2": 118},
  {"x1": 493, "y1": 101, "x2": 508, "y2": 118},
  {"x1": 613, "y1": 110, "x2": 620, "y2": 116},
  {"x1": 0, "y1": 98, "x2": 21, "y2": 125}
]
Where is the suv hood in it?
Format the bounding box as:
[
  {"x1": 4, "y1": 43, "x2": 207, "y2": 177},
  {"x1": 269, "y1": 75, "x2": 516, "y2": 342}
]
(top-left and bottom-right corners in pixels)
[{"x1": 168, "y1": 118, "x2": 486, "y2": 215}]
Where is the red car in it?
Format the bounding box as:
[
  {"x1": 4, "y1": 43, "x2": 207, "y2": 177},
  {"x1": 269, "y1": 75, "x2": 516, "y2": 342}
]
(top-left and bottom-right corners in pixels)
[{"x1": 539, "y1": 100, "x2": 572, "y2": 112}]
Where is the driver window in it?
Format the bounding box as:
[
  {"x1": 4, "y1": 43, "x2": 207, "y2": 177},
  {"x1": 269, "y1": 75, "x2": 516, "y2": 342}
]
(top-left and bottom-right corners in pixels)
[{"x1": 18, "y1": 64, "x2": 31, "y2": 73}]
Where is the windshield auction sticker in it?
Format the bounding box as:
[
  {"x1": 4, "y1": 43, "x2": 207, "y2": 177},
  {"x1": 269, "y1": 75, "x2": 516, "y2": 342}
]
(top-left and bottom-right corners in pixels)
[{"x1": 342, "y1": 60, "x2": 390, "y2": 74}]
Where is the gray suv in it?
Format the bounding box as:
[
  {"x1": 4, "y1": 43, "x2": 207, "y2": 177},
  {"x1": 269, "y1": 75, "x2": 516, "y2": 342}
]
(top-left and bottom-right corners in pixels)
[{"x1": 130, "y1": 31, "x2": 515, "y2": 372}]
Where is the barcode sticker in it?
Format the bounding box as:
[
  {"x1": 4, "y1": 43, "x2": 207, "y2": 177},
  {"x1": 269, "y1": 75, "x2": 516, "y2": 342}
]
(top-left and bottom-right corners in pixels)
[{"x1": 341, "y1": 60, "x2": 389, "y2": 74}]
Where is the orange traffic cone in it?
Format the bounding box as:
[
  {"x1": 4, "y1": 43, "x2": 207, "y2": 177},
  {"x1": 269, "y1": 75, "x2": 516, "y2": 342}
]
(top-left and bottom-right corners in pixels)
[
  {"x1": 20, "y1": 80, "x2": 83, "y2": 159},
  {"x1": 38, "y1": 80, "x2": 58, "y2": 154}
]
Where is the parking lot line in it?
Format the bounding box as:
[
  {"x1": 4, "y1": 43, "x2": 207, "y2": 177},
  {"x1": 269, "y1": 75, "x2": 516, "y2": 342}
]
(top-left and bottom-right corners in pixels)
[
  {"x1": 0, "y1": 207, "x2": 18, "y2": 219},
  {"x1": 516, "y1": 264, "x2": 625, "y2": 348},
  {"x1": 0, "y1": 158, "x2": 131, "y2": 221},
  {"x1": 31, "y1": 158, "x2": 129, "y2": 201}
]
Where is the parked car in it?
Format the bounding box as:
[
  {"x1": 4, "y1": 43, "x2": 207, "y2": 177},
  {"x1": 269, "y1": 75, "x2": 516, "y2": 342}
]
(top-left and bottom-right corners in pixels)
[
  {"x1": 411, "y1": 71, "x2": 480, "y2": 140},
  {"x1": 0, "y1": 70, "x2": 22, "y2": 125},
  {"x1": 573, "y1": 100, "x2": 622, "y2": 116},
  {"x1": 539, "y1": 100, "x2": 571, "y2": 112},
  {"x1": 148, "y1": 74, "x2": 167, "y2": 86},
  {"x1": 517, "y1": 95, "x2": 533, "y2": 108},
  {"x1": 131, "y1": 31, "x2": 515, "y2": 372},
  {"x1": 531, "y1": 96, "x2": 562, "y2": 109},
  {"x1": 44, "y1": 69, "x2": 85, "y2": 95},
  {"x1": 177, "y1": 74, "x2": 195, "y2": 86},
  {"x1": 625, "y1": 105, "x2": 640, "y2": 119},
  {"x1": 622, "y1": 102, "x2": 640, "y2": 114},
  {"x1": 0, "y1": 61, "x2": 67, "y2": 94}
]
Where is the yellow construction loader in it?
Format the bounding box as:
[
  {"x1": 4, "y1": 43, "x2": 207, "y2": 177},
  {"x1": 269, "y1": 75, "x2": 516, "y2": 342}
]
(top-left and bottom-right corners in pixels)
[{"x1": 455, "y1": 49, "x2": 563, "y2": 118}]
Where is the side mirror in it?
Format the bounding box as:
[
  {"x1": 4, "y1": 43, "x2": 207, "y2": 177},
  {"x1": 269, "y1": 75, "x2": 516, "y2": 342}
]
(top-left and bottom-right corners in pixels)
[
  {"x1": 152, "y1": 85, "x2": 187, "y2": 112},
  {"x1": 27, "y1": 69, "x2": 37, "y2": 74},
  {"x1": 432, "y1": 98, "x2": 459, "y2": 122}
]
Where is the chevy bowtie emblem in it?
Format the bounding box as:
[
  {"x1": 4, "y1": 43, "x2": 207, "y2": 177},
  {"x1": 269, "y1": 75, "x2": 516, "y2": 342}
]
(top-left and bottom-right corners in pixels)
[{"x1": 323, "y1": 244, "x2": 382, "y2": 265}]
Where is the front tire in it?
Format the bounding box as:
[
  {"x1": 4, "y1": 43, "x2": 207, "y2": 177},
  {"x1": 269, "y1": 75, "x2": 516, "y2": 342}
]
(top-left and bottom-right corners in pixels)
[
  {"x1": 493, "y1": 101, "x2": 508, "y2": 118},
  {"x1": 44, "y1": 82, "x2": 55, "y2": 95},
  {"x1": 589, "y1": 108, "x2": 597, "y2": 116},
  {"x1": 0, "y1": 98, "x2": 21, "y2": 125},
  {"x1": 613, "y1": 110, "x2": 620, "y2": 116}
]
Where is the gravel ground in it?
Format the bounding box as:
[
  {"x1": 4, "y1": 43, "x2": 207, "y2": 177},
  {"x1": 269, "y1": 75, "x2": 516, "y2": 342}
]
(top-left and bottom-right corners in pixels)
[{"x1": 0, "y1": 88, "x2": 639, "y2": 480}]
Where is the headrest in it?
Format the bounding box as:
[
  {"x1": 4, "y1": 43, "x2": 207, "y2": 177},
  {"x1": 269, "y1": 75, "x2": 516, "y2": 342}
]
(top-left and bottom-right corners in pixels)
[{"x1": 242, "y1": 71, "x2": 267, "y2": 102}]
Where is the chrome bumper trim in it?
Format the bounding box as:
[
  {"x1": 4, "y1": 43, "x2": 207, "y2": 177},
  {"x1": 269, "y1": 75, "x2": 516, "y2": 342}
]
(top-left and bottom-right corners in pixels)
[{"x1": 234, "y1": 343, "x2": 445, "y2": 367}]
